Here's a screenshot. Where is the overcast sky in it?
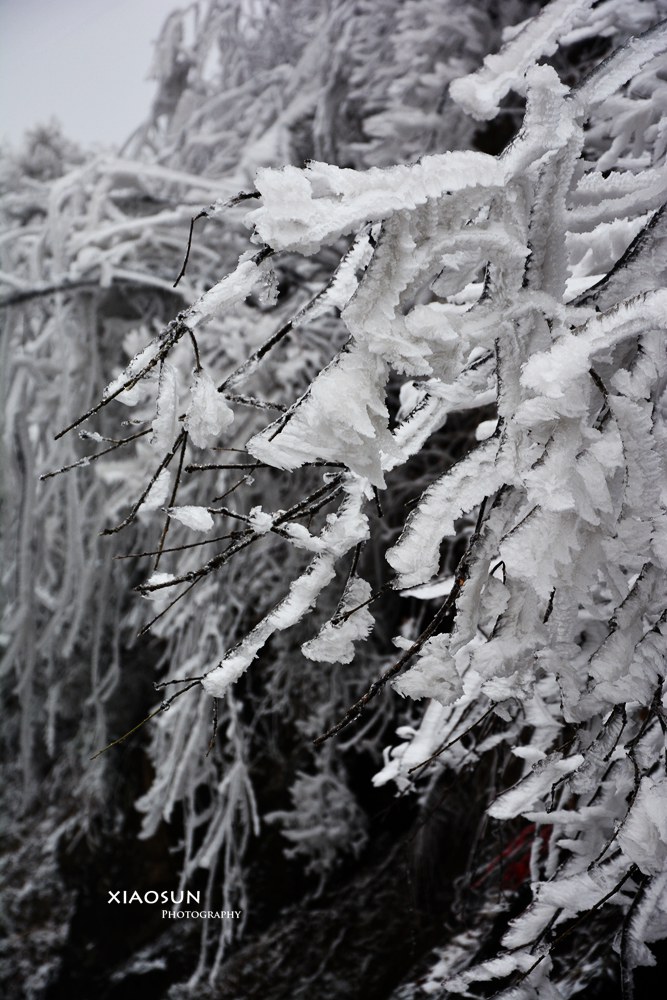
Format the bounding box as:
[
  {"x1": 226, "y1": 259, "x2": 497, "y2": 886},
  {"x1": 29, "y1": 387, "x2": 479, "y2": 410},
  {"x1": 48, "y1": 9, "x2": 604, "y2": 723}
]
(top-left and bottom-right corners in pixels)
[{"x1": 0, "y1": 0, "x2": 171, "y2": 148}]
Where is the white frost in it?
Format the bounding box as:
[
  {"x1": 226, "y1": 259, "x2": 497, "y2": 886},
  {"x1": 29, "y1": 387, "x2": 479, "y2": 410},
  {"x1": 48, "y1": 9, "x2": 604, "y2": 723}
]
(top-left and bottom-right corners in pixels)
[
  {"x1": 142, "y1": 572, "x2": 177, "y2": 600},
  {"x1": 450, "y1": 0, "x2": 594, "y2": 120},
  {"x1": 302, "y1": 577, "x2": 374, "y2": 664},
  {"x1": 393, "y1": 633, "x2": 463, "y2": 706},
  {"x1": 188, "y1": 257, "x2": 266, "y2": 328},
  {"x1": 185, "y1": 368, "x2": 234, "y2": 449},
  {"x1": 103, "y1": 338, "x2": 162, "y2": 401},
  {"x1": 248, "y1": 345, "x2": 396, "y2": 488},
  {"x1": 202, "y1": 481, "x2": 369, "y2": 698},
  {"x1": 618, "y1": 776, "x2": 667, "y2": 875},
  {"x1": 142, "y1": 468, "x2": 172, "y2": 511},
  {"x1": 168, "y1": 506, "x2": 214, "y2": 532},
  {"x1": 150, "y1": 363, "x2": 179, "y2": 453}
]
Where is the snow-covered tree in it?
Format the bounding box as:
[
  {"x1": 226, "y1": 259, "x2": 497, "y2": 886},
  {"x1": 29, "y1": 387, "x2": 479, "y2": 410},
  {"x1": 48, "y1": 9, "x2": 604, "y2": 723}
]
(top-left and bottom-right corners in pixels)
[{"x1": 3, "y1": 1, "x2": 667, "y2": 997}]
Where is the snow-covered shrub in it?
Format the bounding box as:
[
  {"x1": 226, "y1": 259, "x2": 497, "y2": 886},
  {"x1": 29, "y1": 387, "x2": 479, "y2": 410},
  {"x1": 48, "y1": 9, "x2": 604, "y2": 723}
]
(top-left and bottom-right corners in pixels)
[
  {"x1": 4, "y1": 0, "x2": 667, "y2": 996},
  {"x1": 265, "y1": 764, "x2": 369, "y2": 888}
]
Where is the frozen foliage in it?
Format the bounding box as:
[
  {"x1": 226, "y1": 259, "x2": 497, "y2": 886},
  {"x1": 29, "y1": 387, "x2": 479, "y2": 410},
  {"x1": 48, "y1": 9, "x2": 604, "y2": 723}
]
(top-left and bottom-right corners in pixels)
[
  {"x1": 185, "y1": 369, "x2": 234, "y2": 448},
  {"x1": 265, "y1": 765, "x2": 368, "y2": 887},
  {"x1": 302, "y1": 576, "x2": 374, "y2": 664},
  {"x1": 5, "y1": 1, "x2": 667, "y2": 996},
  {"x1": 201, "y1": 478, "x2": 370, "y2": 698},
  {"x1": 167, "y1": 506, "x2": 215, "y2": 532}
]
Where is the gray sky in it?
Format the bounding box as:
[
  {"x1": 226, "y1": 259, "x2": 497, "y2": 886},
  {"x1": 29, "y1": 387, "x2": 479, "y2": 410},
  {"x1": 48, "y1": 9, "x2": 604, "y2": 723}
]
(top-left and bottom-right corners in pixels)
[{"x1": 1, "y1": 0, "x2": 172, "y2": 148}]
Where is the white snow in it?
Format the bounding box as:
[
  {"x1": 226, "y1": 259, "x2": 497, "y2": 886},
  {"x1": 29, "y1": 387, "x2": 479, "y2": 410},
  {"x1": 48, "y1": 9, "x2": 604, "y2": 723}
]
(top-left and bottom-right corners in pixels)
[
  {"x1": 167, "y1": 505, "x2": 215, "y2": 532},
  {"x1": 142, "y1": 468, "x2": 172, "y2": 511},
  {"x1": 185, "y1": 368, "x2": 234, "y2": 449}
]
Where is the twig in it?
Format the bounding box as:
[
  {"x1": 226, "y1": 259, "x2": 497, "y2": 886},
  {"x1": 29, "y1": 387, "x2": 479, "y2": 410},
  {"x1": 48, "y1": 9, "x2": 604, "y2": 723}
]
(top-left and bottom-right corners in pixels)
[
  {"x1": 89, "y1": 680, "x2": 201, "y2": 759},
  {"x1": 330, "y1": 581, "x2": 392, "y2": 626},
  {"x1": 188, "y1": 329, "x2": 202, "y2": 370},
  {"x1": 137, "y1": 578, "x2": 200, "y2": 637},
  {"x1": 212, "y1": 473, "x2": 255, "y2": 503},
  {"x1": 154, "y1": 675, "x2": 205, "y2": 690},
  {"x1": 115, "y1": 531, "x2": 240, "y2": 559},
  {"x1": 313, "y1": 497, "x2": 489, "y2": 747},
  {"x1": 139, "y1": 477, "x2": 344, "y2": 594},
  {"x1": 54, "y1": 314, "x2": 189, "y2": 440},
  {"x1": 40, "y1": 428, "x2": 151, "y2": 479},
  {"x1": 206, "y1": 698, "x2": 219, "y2": 757},
  {"x1": 173, "y1": 210, "x2": 208, "y2": 288},
  {"x1": 218, "y1": 316, "x2": 296, "y2": 392},
  {"x1": 101, "y1": 430, "x2": 186, "y2": 535},
  {"x1": 186, "y1": 462, "x2": 263, "y2": 473},
  {"x1": 186, "y1": 458, "x2": 343, "y2": 472},
  {"x1": 135, "y1": 478, "x2": 345, "y2": 638},
  {"x1": 223, "y1": 393, "x2": 288, "y2": 412},
  {"x1": 154, "y1": 431, "x2": 188, "y2": 570}
]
